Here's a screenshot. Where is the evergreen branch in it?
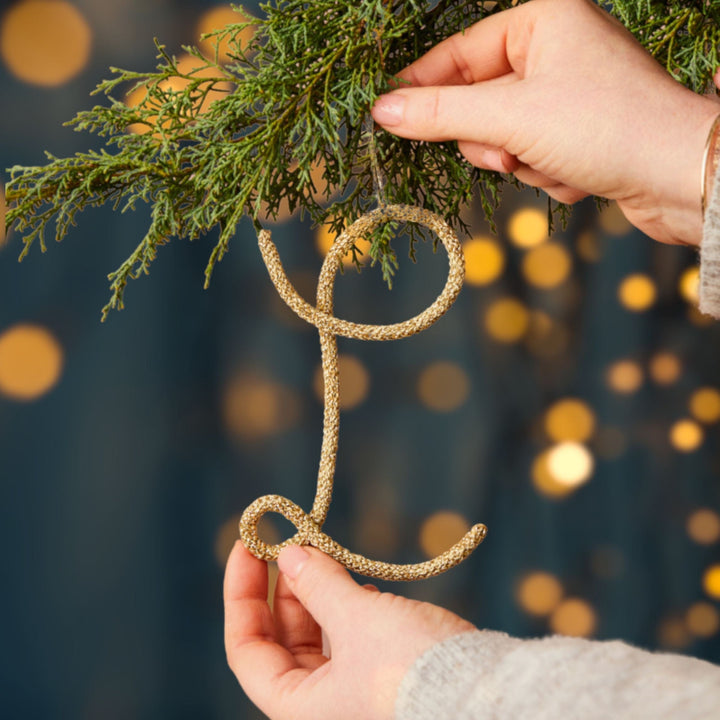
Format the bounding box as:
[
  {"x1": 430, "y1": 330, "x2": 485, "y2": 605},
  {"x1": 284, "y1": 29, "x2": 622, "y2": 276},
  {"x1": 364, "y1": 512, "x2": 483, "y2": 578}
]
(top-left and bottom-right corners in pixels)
[{"x1": 5, "y1": 0, "x2": 720, "y2": 317}]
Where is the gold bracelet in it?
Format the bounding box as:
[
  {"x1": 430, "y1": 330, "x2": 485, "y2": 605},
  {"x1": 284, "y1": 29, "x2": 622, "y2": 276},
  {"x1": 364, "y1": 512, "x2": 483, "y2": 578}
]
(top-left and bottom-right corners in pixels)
[{"x1": 701, "y1": 113, "x2": 720, "y2": 217}]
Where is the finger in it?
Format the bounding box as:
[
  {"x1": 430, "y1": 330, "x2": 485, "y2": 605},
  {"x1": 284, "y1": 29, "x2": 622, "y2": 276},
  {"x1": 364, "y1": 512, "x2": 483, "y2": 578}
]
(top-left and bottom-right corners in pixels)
[
  {"x1": 513, "y1": 164, "x2": 588, "y2": 204},
  {"x1": 273, "y1": 571, "x2": 327, "y2": 670},
  {"x1": 371, "y1": 80, "x2": 522, "y2": 146},
  {"x1": 457, "y1": 140, "x2": 520, "y2": 173},
  {"x1": 224, "y1": 541, "x2": 314, "y2": 716},
  {"x1": 277, "y1": 546, "x2": 366, "y2": 636},
  {"x1": 398, "y1": 6, "x2": 528, "y2": 87}
]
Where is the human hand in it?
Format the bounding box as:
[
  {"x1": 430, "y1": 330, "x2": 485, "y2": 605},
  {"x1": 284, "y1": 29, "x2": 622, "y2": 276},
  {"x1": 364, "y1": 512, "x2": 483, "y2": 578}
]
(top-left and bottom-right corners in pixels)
[
  {"x1": 224, "y1": 541, "x2": 475, "y2": 720},
  {"x1": 371, "y1": 0, "x2": 720, "y2": 246}
]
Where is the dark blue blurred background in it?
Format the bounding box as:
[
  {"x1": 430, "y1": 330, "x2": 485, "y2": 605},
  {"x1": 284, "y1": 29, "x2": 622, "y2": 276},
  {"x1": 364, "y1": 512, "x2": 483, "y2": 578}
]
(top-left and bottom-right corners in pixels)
[{"x1": 1, "y1": 1, "x2": 719, "y2": 718}]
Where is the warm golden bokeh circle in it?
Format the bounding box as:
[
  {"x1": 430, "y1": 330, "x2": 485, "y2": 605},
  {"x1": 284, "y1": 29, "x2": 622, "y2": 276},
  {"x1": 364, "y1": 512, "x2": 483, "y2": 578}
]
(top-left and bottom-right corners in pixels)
[
  {"x1": 678, "y1": 267, "x2": 700, "y2": 305},
  {"x1": 419, "y1": 511, "x2": 471, "y2": 559},
  {"x1": 649, "y1": 352, "x2": 682, "y2": 385},
  {"x1": 544, "y1": 398, "x2": 596, "y2": 443},
  {"x1": 197, "y1": 5, "x2": 254, "y2": 63},
  {"x1": 547, "y1": 442, "x2": 594, "y2": 487},
  {"x1": 686, "y1": 508, "x2": 720, "y2": 545},
  {"x1": 314, "y1": 354, "x2": 370, "y2": 410},
  {"x1": 618, "y1": 274, "x2": 657, "y2": 312},
  {"x1": 657, "y1": 616, "x2": 692, "y2": 650},
  {"x1": 599, "y1": 201, "x2": 632, "y2": 235},
  {"x1": 669, "y1": 419, "x2": 704, "y2": 453},
  {"x1": 576, "y1": 231, "x2": 601, "y2": 262},
  {"x1": 223, "y1": 372, "x2": 300, "y2": 441},
  {"x1": 316, "y1": 224, "x2": 372, "y2": 265},
  {"x1": 521, "y1": 242, "x2": 572, "y2": 289},
  {"x1": 0, "y1": 324, "x2": 64, "y2": 401},
  {"x1": 1, "y1": 0, "x2": 91, "y2": 87},
  {"x1": 686, "y1": 602, "x2": 720, "y2": 638},
  {"x1": 606, "y1": 360, "x2": 643, "y2": 394},
  {"x1": 417, "y1": 361, "x2": 470, "y2": 413},
  {"x1": 516, "y1": 572, "x2": 563, "y2": 616},
  {"x1": 531, "y1": 451, "x2": 576, "y2": 499},
  {"x1": 462, "y1": 236, "x2": 505, "y2": 286},
  {"x1": 484, "y1": 298, "x2": 530, "y2": 343},
  {"x1": 507, "y1": 207, "x2": 547, "y2": 248},
  {"x1": 549, "y1": 598, "x2": 597, "y2": 637},
  {"x1": 703, "y1": 565, "x2": 720, "y2": 600},
  {"x1": 689, "y1": 387, "x2": 720, "y2": 424}
]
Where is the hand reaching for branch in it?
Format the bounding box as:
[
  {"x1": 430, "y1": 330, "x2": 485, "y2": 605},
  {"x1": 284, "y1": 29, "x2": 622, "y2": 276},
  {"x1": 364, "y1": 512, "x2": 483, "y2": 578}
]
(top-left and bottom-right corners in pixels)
[
  {"x1": 372, "y1": 0, "x2": 720, "y2": 246},
  {"x1": 224, "y1": 542, "x2": 474, "y2": 720}
]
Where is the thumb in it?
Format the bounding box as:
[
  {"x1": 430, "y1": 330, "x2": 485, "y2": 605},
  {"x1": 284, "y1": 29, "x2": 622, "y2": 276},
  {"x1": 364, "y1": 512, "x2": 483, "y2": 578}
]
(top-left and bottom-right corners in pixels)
[
  {"x1": 371, "y1": 80, "x2": 520, "y2": 147},
  {"x1": 277, "y1": 545, "x2": 365, "y2": 631}
]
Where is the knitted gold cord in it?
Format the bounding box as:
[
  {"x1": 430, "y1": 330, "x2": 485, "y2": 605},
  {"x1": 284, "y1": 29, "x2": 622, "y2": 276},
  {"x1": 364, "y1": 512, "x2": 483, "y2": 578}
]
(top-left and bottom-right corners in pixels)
[{"x1": 239, "y1": 204, "x2": 487, "y2": 581}]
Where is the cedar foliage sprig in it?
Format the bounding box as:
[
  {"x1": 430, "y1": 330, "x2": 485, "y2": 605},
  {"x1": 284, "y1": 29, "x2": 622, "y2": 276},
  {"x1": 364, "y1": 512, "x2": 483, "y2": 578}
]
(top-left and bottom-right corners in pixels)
[{"x1": 4, "y1": 0, "x2": 720, "y2": 319}]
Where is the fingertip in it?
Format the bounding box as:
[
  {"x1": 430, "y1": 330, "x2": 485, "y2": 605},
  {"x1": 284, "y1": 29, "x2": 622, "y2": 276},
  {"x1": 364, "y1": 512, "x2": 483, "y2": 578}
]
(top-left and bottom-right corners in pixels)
[{"x1": 371, "y1": 93, "x2": 406, "y2": 127}]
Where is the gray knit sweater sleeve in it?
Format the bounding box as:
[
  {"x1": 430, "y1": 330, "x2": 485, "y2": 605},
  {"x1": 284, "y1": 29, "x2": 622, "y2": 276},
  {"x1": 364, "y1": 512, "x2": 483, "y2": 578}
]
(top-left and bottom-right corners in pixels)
[
  {"x1": 394, "y1": 630, "x2": 720, "y2": 720},
  {"x1": 699, "y1": 155, "x2": 720, "y2": 317}
]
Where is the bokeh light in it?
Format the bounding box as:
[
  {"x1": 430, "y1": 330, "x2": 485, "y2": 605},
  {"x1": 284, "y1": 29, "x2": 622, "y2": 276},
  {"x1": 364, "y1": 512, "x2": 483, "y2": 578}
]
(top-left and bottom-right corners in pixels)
[
  {"x1": 507, "y1": 207, "x2": 547, "y2": 248},
  {"x1": 223, "y1": 371, "x2": 300, "y2": 441},
  {"x1": 686, "y1": 602, "x2": 720, "y2": 638},
  {"x1": 419, "y1": 511, "x2": 470, "y2": 559},
  {"x1": 598, "y1": 201, "x2": 632, "y2": 235},
  {"x1": 484, "y1": 298, "x2": 529, "y2": 343},
  {"x1": 549, "y1": 598, "x2": 597, "y2": 637},
  {"x1": 703, "y1": 565, "x2": 720, "y2": 600},
  {"x1": 316, "y1": 223, "x2": 372, "y2": 265},
  {"x1": 126, "y1": 53, "x2": 232, "y2": 135},
  {"x1": 618, "y1": 274, "x2": 657, "y2": 312},
  {"x1": 516, "y1": 571, "x2": 563, "y2": 616},
  {"x1": 544, "y1": 398, "x2": 596, "y2": 443},
  {"x1": 314, "y1": 354, "x2": 370, "y2": 410},
  {"x1": 606, "y1": 359, "x2": 643, "y2": 394},
  {"x1": 197, "y1": 5, "x2": 254, "y2": 63},
  {"x1": 0, "y1": 324, "x2": 64, "y2": 401},
  {"x1": 658, "y1": 616, "x2": 692, "y2": 650},
  {"x1": 547, "y1": 442, "x2": 594, "y2": 487},
  {"x1": 521, "y1": 242, "x2": 572, "y2": 289},
  {"x1": 649, "y1": 352, "x2": 682, "y2": 385},
  {"x1": 678, "y1": 267, "x2": 700, "y2": 305},
  {"x1": 689, "y1": 387, "x2": 720, "y2": 424},
  {"x1": 686, "y1": 508, "x2": 720, "y2": 545},
  {"x1": 576, "y1": 231, "x2": 601, "y2": 262},
  {"x1": 669, "y1": 419, "x2": 704, "y2": 453},
  {"x1": 417, "y1": 361, "x2": 470, "y2": 413},
  {"x1": 462, "y1": 236, "x2": 504, "y2": 286},
  {"x1": 1, "y1": 0, "x2": 91, "y2": 87},
  {"x1": 531, "y1": 451, "x2": 576, "y2": 499}
]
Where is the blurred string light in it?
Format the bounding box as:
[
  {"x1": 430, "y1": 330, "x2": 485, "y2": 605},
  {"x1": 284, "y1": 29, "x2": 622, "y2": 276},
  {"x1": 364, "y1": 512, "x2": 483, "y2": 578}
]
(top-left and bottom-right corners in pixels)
[
  {"x1": 532, "y1": 451, "x2": 576, "y2": 499},
  {"x1": 417, "y1": 361, "x2": 469, "y2": 413},
  {"x1": 606, "y1": 359, "x2": 644, "y2": 394},
  {"x1": 669, "y1": 418, "x2": 704, "y2": 453},
  {"x1": 223, "y1": 371, "x2": 301, "y2": 442},
  {"x1": 686, "y1": 508, "x2": 720, "y2": 545},
  {"x1": 313, "y1": 354, "x2": 369, "y2": 410},
  {"x1": 598, "y1": 201, "x2": 632, "y2": 235},
  {"x1": 658, "y1": 616, "x2": 692, "y2": 650},
  {"x1": 507, "y1": 207, "x2": 547, "y2": 248},
  {"x1": 515, "y1": 571, "x2": 563, "y2": 616},
  {"x1": 522, "y1": 242, "x2": 572, "y2": 289},
  {"x1": 689, "y1": 387, "x2": 720, "y2": 424},
  {"x1": 544, "y1": 398, "x2": 596, "y2": 443},
  {"x1": 196, "y1": 5, "x2": 254, "y2": 63},
  {"x1": 316, "y1": 224, "x2": 372, "y2": 265},
  {"x1": 0, "y1": 324, "x2": 63, "y2": 401},
  {"x1": 679, "y1": 267, "x2": 700, "y2": 305},
  {"x1": 618, "y1": 273, "x2": 657, "y2": 312},
  {"x1": 649, "y1": 352, "x2": 682, "y2": 386},
  {"x1": 703, "y1": 565, "x2": 720, "y2": 600},
  {"x1": 419, "y1": 511, "x2": 471, "y2": 559},
  {"x1": 0, "y1": 0, "x2": 91, "y2": 87},
  {"x1": 483, "y1": 297, "x2": 529, "y2": 344},
  {"x1": 686, "y1": 602, "x2": 720, "y2": 638},
  {"x1": 546, "y1": 442, "x2": 594, "y2": 488},
  {"x1": 549, "y1": 598, "x2": 597, "y2": 638},
  {"x1": 462, "y1": 236, "x2": 505, "y2": 286}
]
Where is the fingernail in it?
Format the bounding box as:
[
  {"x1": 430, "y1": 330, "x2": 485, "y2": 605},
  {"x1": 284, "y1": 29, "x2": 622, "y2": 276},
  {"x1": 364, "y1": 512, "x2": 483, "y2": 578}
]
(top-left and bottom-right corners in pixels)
[
  {"x1": 277, "y1": 545, "x2": 310, "y2": 580},
  {"x1": 372, "y1": 94, "x2": 405, "y2": 126}
]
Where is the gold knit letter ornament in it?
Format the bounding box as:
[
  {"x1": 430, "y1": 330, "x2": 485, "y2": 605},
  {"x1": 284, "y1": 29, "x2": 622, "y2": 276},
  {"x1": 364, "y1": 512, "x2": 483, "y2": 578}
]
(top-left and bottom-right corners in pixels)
[{"x1": 239, "y1": 204, "x2": 487, "y2": 581}]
